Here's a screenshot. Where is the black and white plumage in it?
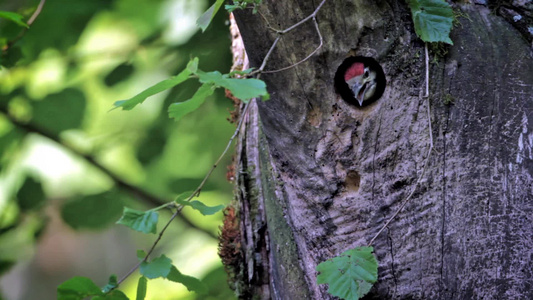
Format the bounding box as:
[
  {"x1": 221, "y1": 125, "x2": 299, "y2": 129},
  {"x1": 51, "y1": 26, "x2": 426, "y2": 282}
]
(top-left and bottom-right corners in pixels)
[{"x1": 334, "y1": 56, "x2": 386, "y2": 107}]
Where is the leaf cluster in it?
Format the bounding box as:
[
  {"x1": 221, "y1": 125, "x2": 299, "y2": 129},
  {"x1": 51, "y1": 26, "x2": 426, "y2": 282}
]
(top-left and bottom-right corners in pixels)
[
  {"x1": 407, "y1": 0, "x2": 454, "y2": 44},
  {"x1": 0, "y1": 11, "x2": 29, "y2": 29},
  {"x1": 316, "y1": 247, "x2": 378, "y2": 300},
  {"x1": 225, "y1": 0, "x2": 263, "y2": 13},
  {"x1": 0, "y1": 0, "x2": 243, "y2": 299},
  {"x1": 58, "y1": 254, "x2": 206, "y2": 300},
  {"x1": 114, "y1": 57, "x2": 268, "y2": 122}
]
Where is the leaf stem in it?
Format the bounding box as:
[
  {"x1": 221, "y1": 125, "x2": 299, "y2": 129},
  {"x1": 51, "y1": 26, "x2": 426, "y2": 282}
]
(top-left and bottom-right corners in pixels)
[
  {"x1": 117, "y1": 210, "x2": 180, "y2": 285},
  {"x1": 113, "y1": 0, "x2": 327, "y2": 288},
  {"x1": 187, "y1": 101, "x2": 252, "y2": 203},
  {"x1": 115, "y1": 101, "x2": 252, "y2": 286}
]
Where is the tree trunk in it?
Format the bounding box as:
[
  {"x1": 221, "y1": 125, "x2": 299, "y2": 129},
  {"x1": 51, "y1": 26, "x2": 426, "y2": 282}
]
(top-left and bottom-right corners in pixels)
[{"x1": 229, "y1": 1, "x2": 533, "y2": 299}]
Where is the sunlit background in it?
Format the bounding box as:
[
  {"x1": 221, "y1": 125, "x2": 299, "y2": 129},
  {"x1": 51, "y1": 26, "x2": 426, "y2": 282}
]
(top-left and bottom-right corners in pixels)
[{"x1": 0, "y1": 0, "x2": 236, "y2": 299}]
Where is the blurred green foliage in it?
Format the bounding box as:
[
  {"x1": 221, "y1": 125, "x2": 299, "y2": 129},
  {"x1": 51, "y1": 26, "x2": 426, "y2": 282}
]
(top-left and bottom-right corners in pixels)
[{"x1": 0, "y1": 0, "x2": 237, "y2": 299}]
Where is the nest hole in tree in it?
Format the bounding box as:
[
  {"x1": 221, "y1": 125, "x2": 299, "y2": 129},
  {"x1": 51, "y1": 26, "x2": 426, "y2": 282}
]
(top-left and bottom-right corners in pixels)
[
  {"x1": 344, "y1": 170, "x2": 361, "y2": 192},
  {"x1": 334, "y1": 56, "x2": 386, "y2": 108}
]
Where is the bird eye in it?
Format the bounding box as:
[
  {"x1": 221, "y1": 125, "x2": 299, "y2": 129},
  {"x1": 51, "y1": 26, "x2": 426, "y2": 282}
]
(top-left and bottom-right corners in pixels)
[{"x1": 363, "y1": 70, "x2": 369, "y2": 78}]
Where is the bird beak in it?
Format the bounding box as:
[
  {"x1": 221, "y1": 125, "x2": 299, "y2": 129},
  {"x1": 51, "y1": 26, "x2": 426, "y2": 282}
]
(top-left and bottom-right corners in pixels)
[{"x1": 351, "y1": 82, "x2": 368, "y2": 106}]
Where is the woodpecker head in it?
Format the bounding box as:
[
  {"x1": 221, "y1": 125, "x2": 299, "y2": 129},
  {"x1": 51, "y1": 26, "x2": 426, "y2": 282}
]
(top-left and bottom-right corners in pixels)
[{"x1": 334, "y1": 56, "x2": 386, "y2": 107}]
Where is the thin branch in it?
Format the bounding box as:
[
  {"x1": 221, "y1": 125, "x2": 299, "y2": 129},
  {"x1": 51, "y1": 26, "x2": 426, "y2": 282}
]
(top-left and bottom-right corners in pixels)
[
  {"x1": 0, "y1": 107, "x2": 216, "y2": 240},
  {"x1": 4, "y1": 0, "x2": 46, "y2": 51},
  {"x1": 250, "y1": 0, "x2": 327, "y2": 75},
  {"x1": 256, "y1": 36, "x2": 281, "y2": 73},
  {"x1": 188, "y1": 102, "x2": 252, "y2": 201},
  {"x1": 117, "y1": 210, "x2": 180, "y2": 285},
  {"x1": 116, "y1": 100, "x2": 253, "y2": 286},
  {"x1": 255, "y1": 8, "x2": 281, "y2": 32},
  {"x1": 27, "y1": 0, "x2": 46, "y2": 26},
  {"x1": 425, "y1": 43, "x2": 429, "y2": 98},
  {"x1": 368, "y1": 96, "x2": 434, "y2": 246},
  {"x1": 263, "y1": 16, "x2": 323, "y2": 74},
  {"x1": 424, "y1": 43, "x2": 436, "y2": 151},
  {"x1": 280, "y1": 0, "x2": 327, "y2": 34},
  {"x1": 66, "y1": 0, "x2": 325, "y2": 288}
]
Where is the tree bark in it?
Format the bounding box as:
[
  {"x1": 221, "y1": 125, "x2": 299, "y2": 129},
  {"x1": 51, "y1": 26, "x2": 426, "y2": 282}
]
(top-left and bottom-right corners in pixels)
[{"x1": 230, "y1": 1, "x2": 533, "y2": 299}]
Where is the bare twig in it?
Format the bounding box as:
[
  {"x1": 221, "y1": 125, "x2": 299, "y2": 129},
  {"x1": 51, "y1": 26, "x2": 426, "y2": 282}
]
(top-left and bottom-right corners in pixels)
[
  {"x1": 425, "y1": 43, "x2": 429, "y2": 98},
  {"x1": 250, "y1": 0, "x2": 327, "y2": 75},
  {"x1": 188, "y1": 102, "x2": 252, "y2": 201},
  {"x1": 280, "y1": 0, "x2": 327, "y2": 34},
  {"x1": 27, "y1": 0, "x2": 46, "y2": 25},
  {"x1": 3, "y1": 0, "x2": 46, "y2": 51},
  {"x1": 0, "y1": 107, "x2": 216, "y2": 239},
  {"x1": 263, "y1": 16, "x2": 323, "y2": 74},
  {"x1": 424, "y1": 43, "x2": 435, "y2": 150},
  {"x1": 116, "y1": 101, "x2": 253, "y2": 286},
  {"x1": 256, "y1": 36, "x2": 282, "y2": 73},
  {"x1": 114, "y1": 0, "x2": 328, "y2": 287},
  {"x1": 117, "y1": 210, "x2": 180, "y2": 285},
  {"x1": 255, "y1": 8, "x2": 281, "y2": 32}
]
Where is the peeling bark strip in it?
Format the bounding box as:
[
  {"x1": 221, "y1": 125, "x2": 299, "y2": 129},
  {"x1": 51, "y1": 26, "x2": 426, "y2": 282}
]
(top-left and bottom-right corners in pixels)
[
  {"x1": 233, "y1": 1, "x2": 533, "y2": 299},
  {"x1": 230, "y1": 101, "x2": 311, "y2": 299}
]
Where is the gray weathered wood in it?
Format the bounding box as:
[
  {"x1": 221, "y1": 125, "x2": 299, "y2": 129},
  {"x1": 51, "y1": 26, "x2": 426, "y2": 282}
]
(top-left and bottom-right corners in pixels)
[{"x1": 232, "y1": 1, "x2": 533, "y2": 298}]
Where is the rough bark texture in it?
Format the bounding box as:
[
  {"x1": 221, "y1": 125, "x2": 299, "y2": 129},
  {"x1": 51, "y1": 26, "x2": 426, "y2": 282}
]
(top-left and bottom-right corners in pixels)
[{"x1": 231, "y1": 1, "x2": 533, "y2": 299}]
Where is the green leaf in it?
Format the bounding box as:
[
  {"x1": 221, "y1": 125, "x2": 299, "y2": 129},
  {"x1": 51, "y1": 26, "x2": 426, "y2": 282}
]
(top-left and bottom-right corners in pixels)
[
  {"x1": 61, "y1": 190, "x2": 124, "y2": 230},
  {"x1": 407, "y1": 0, "x2": 454, "y2": 44},
  {"x1": 57, "y1": 276, "x2": 103, "y2": 300},
  {"x1": 32, "y1": 88, "x2": 86, "y2": 133},
  {"x1": 224, "y1": 5, "x2": 242, "y2": 13},
  {"x1": 196, "y1": 70, "x2": 267, "y2": 102},
  {"x1": 93, "y1": 290, "x2": 129, "y2": 300},
  {"x1": 187, "y1": 58, "x2": 199, "y2": 73},
  {"x1": 167, "y1": 265, "x2": 207, "y2": 294},
  {"x1": 168, "y1": 83, "x2": 215, "y2": 121},
  {"x1": 114, "y1": 58, "x2": 198, "y2": 110},
  {"x1": 175, "y1": 199, "x2": 224, "y2": 216},
  {"x1": 174, "y1": 191, "x2": 194, "y2": 203},
  {"x1": 229, "y1": 68, "x2": 254, "y2": 77},
  {"x1": 316, "y1": 246, "x2": 378, "y2": 300},
  {"x1": 0, "y1": 11, "x2": 29, "y2": 28},
  {"x1": 136, "y1": 277, "x2": 147, "y2": 300},
  {"x1": 196, "y1": 0, "x2": 225, "y2": 32},
  {"x1": 140, "y1": 254, "x2": 172, "y2": 279},
  {"x1": 223, "y1": 78, "x2": 267, "y2": 101},
  {"x1": 116, "y1": 207, "x2": 158, "y2": 234},
  {"x1": 195, "y1": 70, "x2": 225, "y2": 83},
  {"x1": 137, "y1": 250, "x2": 147, "y2": 260},
  {"x1": 102, "y1": 275, "x2": 118, "y2": 293},
  {"x1": 16, "y1": 175, "x2": 45, "y2": 211}
]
